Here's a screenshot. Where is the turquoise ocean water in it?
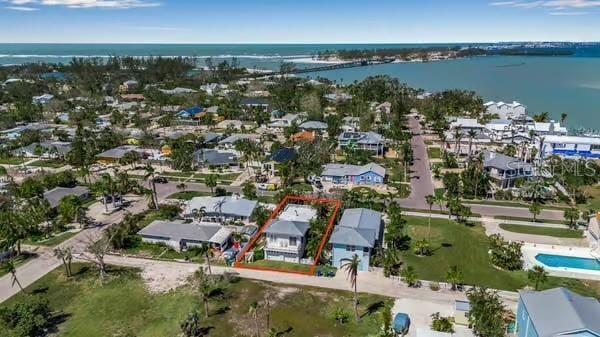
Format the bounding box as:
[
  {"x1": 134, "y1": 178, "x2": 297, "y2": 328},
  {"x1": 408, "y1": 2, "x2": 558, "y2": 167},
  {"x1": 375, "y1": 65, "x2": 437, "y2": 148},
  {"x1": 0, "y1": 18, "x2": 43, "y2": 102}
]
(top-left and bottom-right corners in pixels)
[{"x1": 1, "y1": 43, "x2": 600, "y2": 130}]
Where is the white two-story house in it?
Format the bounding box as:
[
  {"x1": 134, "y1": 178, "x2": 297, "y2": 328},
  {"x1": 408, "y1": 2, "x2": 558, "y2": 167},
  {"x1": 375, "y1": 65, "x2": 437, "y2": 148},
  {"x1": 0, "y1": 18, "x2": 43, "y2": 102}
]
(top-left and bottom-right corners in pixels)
[{"x1": 263, "y1": 204, "x2": 317, "y2": 264}]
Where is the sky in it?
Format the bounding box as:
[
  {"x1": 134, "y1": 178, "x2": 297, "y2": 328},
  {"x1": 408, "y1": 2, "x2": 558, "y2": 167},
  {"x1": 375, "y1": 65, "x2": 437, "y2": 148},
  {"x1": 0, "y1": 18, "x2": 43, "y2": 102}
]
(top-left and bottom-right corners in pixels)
[{"x1": 0, "y1": 0, "x2": 600, "y2": 43}]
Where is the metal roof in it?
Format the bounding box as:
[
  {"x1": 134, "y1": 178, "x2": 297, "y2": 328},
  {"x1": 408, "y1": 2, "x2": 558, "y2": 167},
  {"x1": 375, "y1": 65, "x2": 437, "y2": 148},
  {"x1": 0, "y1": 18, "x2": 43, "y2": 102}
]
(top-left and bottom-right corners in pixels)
[
  {"x1": 138, "y1": 220, "x2": 232, "y2": 245},
  {"x1": 329, "y1": 208, "x2": 382, "y2": 247},
  {"x1": 483, "y1": 151, "x2": 532, "y2": 171},
  {"x1": 520, "y1": 287, "x2": 600, "y2": 337},
  {"x1": 265, "y1": 219, "x2": 310, "y2": 237},
  {"x1": 194, "y1": 149, "x2": 238, "y2": 166},
  {"x1": 184, "y1": 196, "x2": 257, "y2": 218},
  {"x1": 43, "y1": 186, "x2": 89, "y2": 209},
  {"x1": 96, "y1": 145, "x2": 140, "y2": 159},
  {"x1": 299, "y1": 121, "x2": 328, "y2": 130},
  {"x1": 322, "y1": 162, "x2": 386, "y2": 178}
]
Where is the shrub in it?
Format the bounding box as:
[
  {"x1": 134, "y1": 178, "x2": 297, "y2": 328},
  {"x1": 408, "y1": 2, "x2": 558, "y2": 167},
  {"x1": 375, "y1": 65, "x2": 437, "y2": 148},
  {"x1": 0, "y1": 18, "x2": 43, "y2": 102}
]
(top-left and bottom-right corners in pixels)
[
  {"x1": 0, "y1": 296, "x2": 51, "y2": 337},
  {"x1": 331, "y1": 306, "x2": 350, "y2": 324},
  {"x1": 431, "y1": 312, "x2": 454, "y2": 333},
  {"x1": 429, "y1": 281, "x2": 441, "y2": 291}
]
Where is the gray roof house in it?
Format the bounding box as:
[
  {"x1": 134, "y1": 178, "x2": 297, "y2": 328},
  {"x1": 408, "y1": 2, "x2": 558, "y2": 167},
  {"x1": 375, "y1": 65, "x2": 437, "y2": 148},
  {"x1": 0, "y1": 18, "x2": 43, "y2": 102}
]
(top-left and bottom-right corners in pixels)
[
  {"x1": 138, "y1": 220, "x2": 232, "y2": 251},
  {"x1": 43, "y1": 186, "x2": 90, "y2": 209},
  {"x1": 338, "y1": 131, "x2": 386, "y2": 156},
  {"x1": 517, "y1": 287, "x2": 600, "y2": 337},
  {"x1": 329, "y1": 208, "x2": 383, "y2": 271},
  {"x1": 12, "y1": 141, "x2": 72, "y2": 158},
  {"x1": 217, "y1": 134, "x2": 259, "y2": 149},
  {"x1": 193, "y1": 149, "x2": 238, "y2": 168},
  {"x1": 97, "y1": 145, "x2": 143, "y2": 162},
  {"x1": 265, "y1": 220, "x2": 310, "y2": 237},
  {"x1": 483, "y1": 151, "x2": 533, "y2": 188},
  {"x1": 183, "y1": 196, "x2": 258, "y2": 223},
  {"x1": 263, "y1": 204, "x2": 317, "y2": 264},
  {"x1": 299, "y1": 120, "x2": 328, "y2": 131}
]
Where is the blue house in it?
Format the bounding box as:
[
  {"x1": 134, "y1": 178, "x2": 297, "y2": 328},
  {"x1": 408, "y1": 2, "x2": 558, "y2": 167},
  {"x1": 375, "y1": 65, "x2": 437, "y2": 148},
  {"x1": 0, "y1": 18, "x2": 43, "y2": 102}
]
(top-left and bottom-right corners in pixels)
[
  {"x1": 177, "y1": 106, "x2": 204, "y2": 119},
  {"x1": 321, "y1": 162, "x2": 385, "y2": 186},
  {"x1": 329, "y1": 208, "x2": 383, "y2": 271},
  {"x1": 517, "y1": 287, "x2": 600, "y2": 337}
]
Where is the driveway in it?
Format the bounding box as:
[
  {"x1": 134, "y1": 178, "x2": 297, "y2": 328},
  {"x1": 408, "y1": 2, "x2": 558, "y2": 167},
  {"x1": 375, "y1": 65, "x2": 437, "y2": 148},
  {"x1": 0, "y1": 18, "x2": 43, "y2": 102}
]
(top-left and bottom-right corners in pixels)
[{"x1": 0, "y1": 198, "x2": 147, "y2": 303}]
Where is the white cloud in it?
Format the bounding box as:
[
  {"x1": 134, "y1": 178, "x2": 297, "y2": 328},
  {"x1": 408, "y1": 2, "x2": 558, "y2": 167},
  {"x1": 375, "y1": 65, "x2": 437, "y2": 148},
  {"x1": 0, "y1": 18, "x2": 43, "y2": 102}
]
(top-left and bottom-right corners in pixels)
[
  {"x1": 5, "y1": 5, "x2": 38, "y2": 10},
  {"x1": 490, "y1": 0, "x2": 600, "y2": 14},
  {"x1": 548, "y1": 10, "x2": 590, "y2": 14},
  {"x1": 3, "y1": 0, "x2": 161, "y2": 9}
]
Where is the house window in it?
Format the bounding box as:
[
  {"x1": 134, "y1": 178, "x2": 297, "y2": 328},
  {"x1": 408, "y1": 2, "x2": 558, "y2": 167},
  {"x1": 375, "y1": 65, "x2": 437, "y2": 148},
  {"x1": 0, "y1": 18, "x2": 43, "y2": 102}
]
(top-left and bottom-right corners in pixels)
[
  {"x1": 289, "y1": 237, "x2": 297, "y2": 246},
  {"x1": 346, "y1": 245, "x2": 355, "y2": 252},
  {"x1": 367, "y1": 176, "x2": 372, "y2": 181}
]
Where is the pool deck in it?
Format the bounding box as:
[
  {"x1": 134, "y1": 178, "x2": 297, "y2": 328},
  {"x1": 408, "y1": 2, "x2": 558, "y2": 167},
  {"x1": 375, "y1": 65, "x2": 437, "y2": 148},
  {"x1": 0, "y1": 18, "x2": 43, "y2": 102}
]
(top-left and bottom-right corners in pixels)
[{"x1": 522, "y1": 242, "x2": 600, "y2": 281}]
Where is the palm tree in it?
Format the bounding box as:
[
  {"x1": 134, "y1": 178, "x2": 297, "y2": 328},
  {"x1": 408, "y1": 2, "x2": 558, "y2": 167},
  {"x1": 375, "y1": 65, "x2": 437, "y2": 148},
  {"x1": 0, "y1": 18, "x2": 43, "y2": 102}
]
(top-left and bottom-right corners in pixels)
[
  {"x1": 198, "y1": 244, "x2": 213, "y2": 275},
  {"x1": 400, "y1": 266, "x2": 419, "y2": 287},
  {"x1": 434, "y1": 194, "x2": 445, "y2": 214},
  {"x1": 205, "y1": 174, "x2": 218, "y2": 196},
  {"x1": 529, "y1": 201, "x2": 542, "y2": 222},
  {"x1": 528, "y1": 266, "x2": 548, "y2": 291},
  {"x1": 3, "y1": 260, "x2": 25, "y2": 293},
  {"x1": 453, "y1": 127, "x2": 463, "y2": 154},
  {"x1": 467, "y1": 129, "x2": 477, "y2": 157},
  {"x1": 144, "y1": 165, "x2": 159, "y2": 209},
  {"x1": 445, "y1": 266, "x2": 463, "y2": 291},
  {"x1": 192, "y1": 206, "x2": 207, "y2": 224},
  {"x1": 560, "y1": 113, "x2": 567, "y2": 124},
  {"x1": 54, "y1": 246, "x2": 73, "y2": 277},
  {"x1": 564, "y1": 207, "x2": 580, "y2": 229},
  {"x1": 425, "y1": 194, "x2": 435, "y2": 241},
  {"x1": 249, "y1": 301, "x2": 261, "y2": 337},
  {"x1": 340, "y1": 254, "x2": 361, "y2": 321}
]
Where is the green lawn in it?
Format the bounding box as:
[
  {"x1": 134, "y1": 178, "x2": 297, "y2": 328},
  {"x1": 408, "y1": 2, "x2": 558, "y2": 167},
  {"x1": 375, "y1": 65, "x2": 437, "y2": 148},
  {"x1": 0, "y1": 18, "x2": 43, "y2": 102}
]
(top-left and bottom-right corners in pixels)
[
  {"x1": 400, "y1": 216, "x2": 600, "y2": 297},
  {"x1": 244, "y1": 260, "x2": 314, "y2": 273},
  {"x1": 166, "y1": 191, "x2": 212, "y2": 200},
  {"x1": 499, "y1": 224, "x2": 583, "y2": 238},
  {"x1": 582, "y1": 185, "x2": 600, "y2": 211},
  {"x1": 427, "y1": 147, "x2": 442, "y2": 159},
  {"x1": 1, "y1": 264, "x2": 390, "y2": 337},
  {"x1": 463, "y1": 199, "x2": 570, "y2": 211},
  {"x1": 494, "y1": 215, "x2": 566, "y2": 225},
  {"x1": 28, "y1": 159, "x2": 67, "y2": 168},
  {"x1": 26, "y1": 231, "x2": 79, "y2": 247},
  {"x1": 0, "y1": 157, "x2": 26, "y2": 165}
]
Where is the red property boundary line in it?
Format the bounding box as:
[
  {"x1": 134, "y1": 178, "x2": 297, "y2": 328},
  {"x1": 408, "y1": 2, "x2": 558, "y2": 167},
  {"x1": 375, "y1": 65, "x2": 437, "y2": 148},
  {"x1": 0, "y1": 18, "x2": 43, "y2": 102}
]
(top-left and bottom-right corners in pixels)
[{"x1": 234, "y1": 195, "x2": 342, "y2": 276}]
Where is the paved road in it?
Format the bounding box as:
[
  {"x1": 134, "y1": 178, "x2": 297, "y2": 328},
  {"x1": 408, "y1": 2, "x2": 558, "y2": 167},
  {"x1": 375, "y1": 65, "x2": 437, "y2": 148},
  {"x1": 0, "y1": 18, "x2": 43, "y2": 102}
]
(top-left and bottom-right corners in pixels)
[
  {"x1": 399, "y1": 116, "x2": 435, "y2": 209},
  {"x1": 0, "y1": 198, "x2": 147, "y2": 303},
  {"x1": 397, "y1": 115, "x2": 565, "y2": 221}
]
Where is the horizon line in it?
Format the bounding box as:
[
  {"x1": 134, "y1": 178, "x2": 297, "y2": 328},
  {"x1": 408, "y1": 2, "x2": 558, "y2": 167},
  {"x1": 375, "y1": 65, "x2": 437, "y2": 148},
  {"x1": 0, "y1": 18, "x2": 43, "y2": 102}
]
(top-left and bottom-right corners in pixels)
[{"x1": 0, "y1": 40, "x2": 599, "y2": 45}]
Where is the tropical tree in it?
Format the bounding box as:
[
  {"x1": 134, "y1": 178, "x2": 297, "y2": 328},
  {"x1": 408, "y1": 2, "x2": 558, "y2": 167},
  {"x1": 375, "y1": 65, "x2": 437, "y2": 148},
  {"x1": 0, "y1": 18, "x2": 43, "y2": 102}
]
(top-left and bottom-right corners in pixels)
[
  {"x1": 340, "y1": 254, "x2": 361, "y2": 321},
  {"x1": 143, "y1": 165, "x2": 159, "y2": 210},
  {"x1": 205, "y1": 174, "x2": 218, "y2": 196},
  {"x1": 445, "y1": 266, "x2": 463, "y2": 291},
  {"x1": 560, "y1": 113, "x2": 568, "y2": 124},
  {"x1": 2, "y1": 260, "x2": 25, "y2": 293},
  {"x1": 564, "y1": 207, "x2": 580, "y2": 229},
  {"x1": 425, "y1": 194, "x2": 435, "y2": 241},
  {"x1": 528, "y1": 266, "x2": 548, "y2": 291},
  {"x1": 198, "y1": 244, "x2": 213, "y2": 275},
  {"x1": 529, "y1": 201, "x2": 542, "y2": 222},
  {"x1": 180, "y1": 309, "x2": 204, "y2": 337},
  {"x1": 467, "y1": 287, "x2": 507, "y2": 337},
  {"x1": 453, "y1": 127, "x2": 463, "y2": 154},
  {"x1": 400, "y1": 266, "x2": 419, "y2": 287},
  {"x1": 54, "y1": 246, "x2": 73, "y2": 277},
  {"x1": 467, "y1": 129, "x2": 477, "y2": 157}
]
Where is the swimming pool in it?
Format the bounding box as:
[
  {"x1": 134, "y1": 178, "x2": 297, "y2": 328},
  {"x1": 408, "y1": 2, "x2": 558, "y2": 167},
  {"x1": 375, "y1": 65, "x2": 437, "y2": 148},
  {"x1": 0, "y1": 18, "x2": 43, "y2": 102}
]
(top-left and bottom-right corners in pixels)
[{"x1": 535, "y1": 254, "x2": 600, "y2": 271}]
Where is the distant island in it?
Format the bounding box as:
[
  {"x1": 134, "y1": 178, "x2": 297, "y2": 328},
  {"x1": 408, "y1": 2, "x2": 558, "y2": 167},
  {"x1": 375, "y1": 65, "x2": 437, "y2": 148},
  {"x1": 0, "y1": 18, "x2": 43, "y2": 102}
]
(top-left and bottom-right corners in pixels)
[{"x1": 313, "y1": 46, "x2": 575, "y2": 63}]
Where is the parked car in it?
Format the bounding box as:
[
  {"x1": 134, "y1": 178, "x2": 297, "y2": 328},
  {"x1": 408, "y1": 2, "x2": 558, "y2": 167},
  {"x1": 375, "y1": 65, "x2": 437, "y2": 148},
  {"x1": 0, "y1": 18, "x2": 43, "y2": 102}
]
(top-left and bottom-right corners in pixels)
[
  {"x1": 153, "y1": 176, "x2": 168, "y2": 184},
  {"x1": 257, "y1": 183, "x2": 277, "y2": 191}
]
